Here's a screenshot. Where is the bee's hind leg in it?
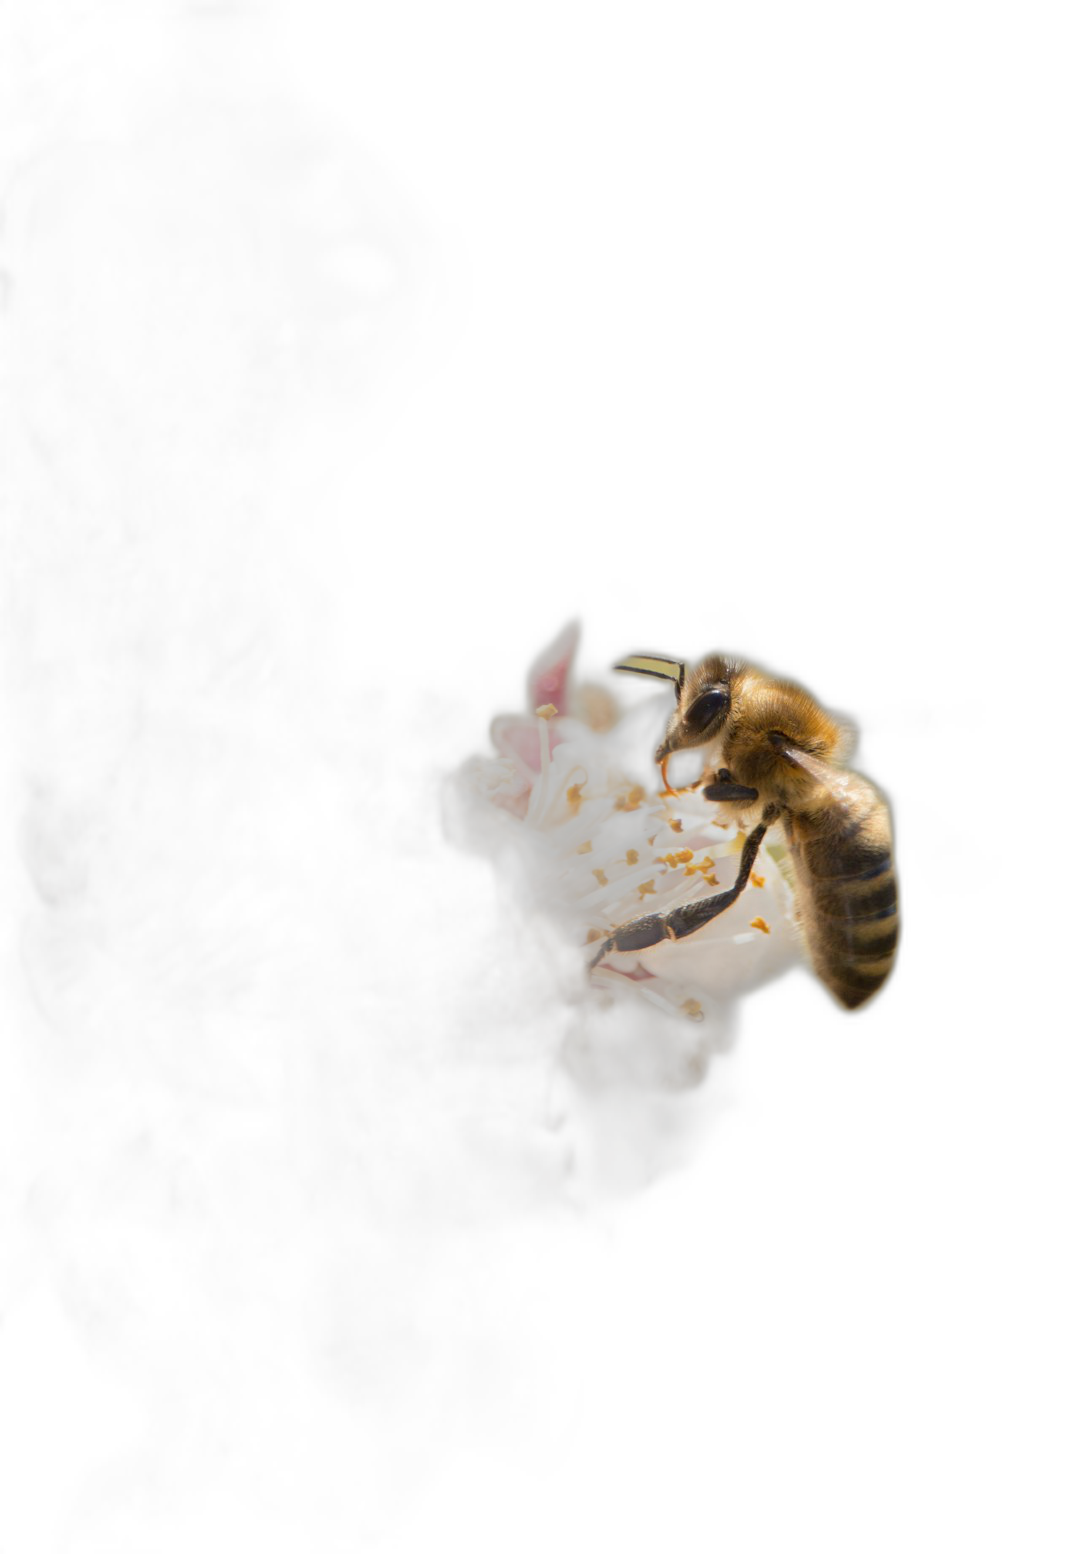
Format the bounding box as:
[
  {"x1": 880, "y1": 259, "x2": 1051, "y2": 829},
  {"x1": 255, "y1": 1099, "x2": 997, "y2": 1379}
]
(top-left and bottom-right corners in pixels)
[{"x1": 590, "y1": 819, "x2": 771, "y2": 971}]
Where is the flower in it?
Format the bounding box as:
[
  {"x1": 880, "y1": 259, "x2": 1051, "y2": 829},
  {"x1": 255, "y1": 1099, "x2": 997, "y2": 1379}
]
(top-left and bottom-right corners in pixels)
[{"x1": 448, "y1": 624, "x2": 800, "y2": 1025}]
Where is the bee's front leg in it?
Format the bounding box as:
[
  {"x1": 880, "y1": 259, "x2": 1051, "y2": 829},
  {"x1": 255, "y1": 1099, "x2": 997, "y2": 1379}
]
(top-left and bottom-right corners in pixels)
[
  {"x1": 590, "y1": 819, "x2": 771, "y2": 970},
  {"x1": 700, "y1": 769, "x2": 759, "y2": 803}
]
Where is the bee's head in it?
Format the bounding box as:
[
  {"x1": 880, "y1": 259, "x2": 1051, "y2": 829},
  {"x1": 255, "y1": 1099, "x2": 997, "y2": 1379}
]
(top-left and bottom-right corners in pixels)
[{"x1": 614, "y1": 653, "x2": 739, "y2": 783}]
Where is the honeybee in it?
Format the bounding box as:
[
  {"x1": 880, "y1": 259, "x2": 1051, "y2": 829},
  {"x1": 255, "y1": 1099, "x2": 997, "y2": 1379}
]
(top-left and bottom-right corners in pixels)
[{"x1": 590, "y1": 653, "x2": 898, "y2": 1010}]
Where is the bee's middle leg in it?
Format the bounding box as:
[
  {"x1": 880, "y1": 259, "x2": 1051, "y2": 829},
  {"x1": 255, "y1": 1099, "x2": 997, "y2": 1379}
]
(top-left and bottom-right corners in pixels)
[{"x1": 590, "y1": 820, "x2": 770, "y2": 970}]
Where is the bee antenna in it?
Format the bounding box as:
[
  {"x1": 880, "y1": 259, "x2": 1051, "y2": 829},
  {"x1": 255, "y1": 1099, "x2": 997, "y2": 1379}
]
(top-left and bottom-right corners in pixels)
[
  {"x1": 613, "y1": 654, "x2": 686, "y2": 695},
  {"x1": 615, "y1": 665, "x2": 677, "y2": 683}
]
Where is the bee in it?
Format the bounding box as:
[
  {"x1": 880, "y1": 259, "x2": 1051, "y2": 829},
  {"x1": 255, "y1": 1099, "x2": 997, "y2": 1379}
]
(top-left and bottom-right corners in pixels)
[{"x1": 590, "y1": 653, "x2": 898, "y2": 1010}]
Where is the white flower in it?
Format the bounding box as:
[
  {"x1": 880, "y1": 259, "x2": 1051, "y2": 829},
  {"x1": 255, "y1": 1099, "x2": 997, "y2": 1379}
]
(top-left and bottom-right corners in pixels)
[{"x1": 438, "y1": 624, "x2": 801, "y2": 1112}]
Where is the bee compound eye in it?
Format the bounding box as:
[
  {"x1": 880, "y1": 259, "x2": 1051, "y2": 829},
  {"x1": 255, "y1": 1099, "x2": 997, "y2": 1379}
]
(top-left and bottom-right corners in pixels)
[{"x1": 684, "y1": 687, "x2": 729, "y2": 735}]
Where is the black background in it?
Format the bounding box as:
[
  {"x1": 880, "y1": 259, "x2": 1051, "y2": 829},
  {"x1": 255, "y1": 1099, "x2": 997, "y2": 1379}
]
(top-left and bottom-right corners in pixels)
[{"x1": 0, "y1": 6, "x2": 1031, "y2": 1547}]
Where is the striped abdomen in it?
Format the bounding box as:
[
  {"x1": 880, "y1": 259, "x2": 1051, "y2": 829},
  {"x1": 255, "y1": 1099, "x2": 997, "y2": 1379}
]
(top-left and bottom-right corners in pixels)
[{"x1": 784, "y1": 777, "x2": 899, "y2": 1010}]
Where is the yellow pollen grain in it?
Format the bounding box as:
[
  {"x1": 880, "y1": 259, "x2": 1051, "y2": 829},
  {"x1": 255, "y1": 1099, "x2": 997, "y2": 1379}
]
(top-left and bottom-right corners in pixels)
[
  {"x1": 614, "y1": 785, "x2": 645, "y2": 812},
  {"x1": 667, "y1": 818, "x2": 683, "y2": 833},
  {"x1": 684, "y1": 853, "x2": 715, "y2": 878},
  {"x1": 749, "y1": 916, "x2": 770, "y2": 933},
  {"x1": 585, "y1": 927, "x2": 605, "y2": 944},
  {"x1": 637, "y1": 880, "x2": 656, "y2": 899},
  {"x1": 703, "y1": 873, "x2": 719, "y2": 886},
  {"x1": 625, "y1": 849, "x2": 639, "y2": 866},
  {"x1": 566, "y1": 782, "x2": 584, "y2": 814},
  {"x1": 535, "y1": 703, "x2": 558, "y2": 720},
  {"x1": 592, "y1": 868, "x2": 609, "y2": 888},
  {"x1": 681, "y1": 998, "x2": 703, "y2": 1021},
  {"x1": 577, "y1": 840, "x2": 593, "y2": 854},
  {"x1": 750, "y1": 871, "x2": 765, "y2": 888}
]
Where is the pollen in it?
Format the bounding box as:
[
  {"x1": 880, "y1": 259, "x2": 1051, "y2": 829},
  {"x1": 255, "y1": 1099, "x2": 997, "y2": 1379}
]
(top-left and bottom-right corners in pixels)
[
  {"x1": 625, "y1": 849, "x2": 639, "y2": 866},
  {"x1": 637, "y1": 880, "x2": 656, "y2": 899},
  {"x1": 667, "y1": 817, "x2": 683, "y2": 833},
  {"x1": 592, "y1": 868, "x2": 609, "y2": 888},
  {"x1": 659, "y1": 849, "x2": 693, "y2": 868},
  {"x1": 681, "y1": 998, "x2": 704, "y2": 1022},
  {"x1": 683, "y1": 853, "x2": 715, "y2": 878},
  {"x1": 585, "y1": 927, "x2": 605, "y2": 944},
  {"x1": 614, "y1": 785, "x2": 646, "y2": 812},
  {"x1": 749, "y1": 916, "x2": 770, "y2": 934},
  {"x1": 566, "y1": 782, "x2": 584, "y2": 814},
  {"x1": 535, "y1": 703, "x2": 558, "y2": 720},
  {"x1": 750, "y1": 871, "x2": 765, "y2": 888},
  {"x1": 577, "y1": 839, "x2": 593, "y2": 854}
]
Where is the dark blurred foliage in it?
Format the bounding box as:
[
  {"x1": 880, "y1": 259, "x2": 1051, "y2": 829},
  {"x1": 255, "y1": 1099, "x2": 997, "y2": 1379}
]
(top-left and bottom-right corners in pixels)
[{"x1": 0, "y1": 6, "x2": 1038, "y2": 1547}]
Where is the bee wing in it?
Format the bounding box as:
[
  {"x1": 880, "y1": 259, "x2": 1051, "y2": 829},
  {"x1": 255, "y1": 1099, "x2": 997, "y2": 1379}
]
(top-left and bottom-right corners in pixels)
[
  {"x1": 769, "y1": 737, "x2": 832, "y2": 779},
  {"x1": 829, "y1": 711, "x2": 859, "y2": 765},
  {"x1": 770, "y1": 735, "x2": 863, "y2": 810}
]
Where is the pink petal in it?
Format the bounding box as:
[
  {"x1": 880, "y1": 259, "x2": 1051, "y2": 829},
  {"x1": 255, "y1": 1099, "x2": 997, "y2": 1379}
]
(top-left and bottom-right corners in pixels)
[
  {"x1": 526, "y1": 621, "x2": 579, "y2": 716},
  {"x1": 610, "y1": 963, "x2": 658, "y2": 982}
]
